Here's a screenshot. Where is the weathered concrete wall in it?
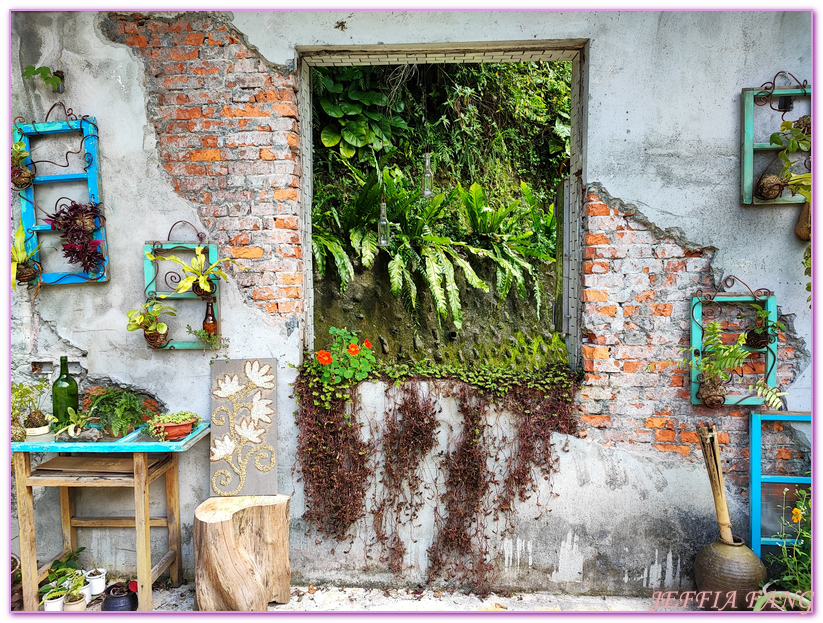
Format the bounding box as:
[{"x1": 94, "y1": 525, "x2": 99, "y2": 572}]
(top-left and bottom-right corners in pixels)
[{"x1": 9, "y1": 10, "x2": 811, "y2": 596}]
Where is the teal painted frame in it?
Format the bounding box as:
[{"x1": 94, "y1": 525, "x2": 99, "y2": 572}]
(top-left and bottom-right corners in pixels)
[
  {"x1": 741, "y1": 86, "x2": 811, "y2": 205},
  {"x1": 748, "y1": 411, "x2": 811, "y2": 555},
  {"x1": 143, "y1": 242, "x2": 220, "y2": 350},
  {"x1": 14, "y1": 118, "x2": 110, "y2": 284},
  {"x1": 689, "y1": 293, "x2": 777, "y2": 406}
]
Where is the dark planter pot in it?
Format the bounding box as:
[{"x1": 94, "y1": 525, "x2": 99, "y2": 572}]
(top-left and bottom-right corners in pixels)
[
  {"x1": 697, "y1": 378, "x2": 727, "y2": 409},
  {"x1": 16, "y1": 263, "x2": 39, "y2": 284},
  {"x1": 144, "y1": 329, "x2": 170, "y2": 348},
  {"x1": 102, "y1": 584, "x2": 138, "y2": 611},
  {"x1": 744, "y1": 330, "x2": 770, "y2": 350},
  {"x1": 694, "y1": 536, "x2": 767, "y2": 611},
  {"x1": 192, "y1": 279, "x2": 217, "y2": 299},
  {"x1": 153, "y1": 419, "x2": 195, "y2": 441}
]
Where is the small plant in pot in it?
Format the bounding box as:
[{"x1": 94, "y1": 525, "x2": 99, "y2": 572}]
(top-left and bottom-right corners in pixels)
[
  {"x1": 53, "y1": 407, "x2": 91, "y2": 440},
  {"x1": 145, "y1": 244, "x2": 244, "y2": 298},
  {"x1": 657, "y1": 320, "x2": 785, "y2": 409},
  {"x1": 144, "y1": 410, "x2": 202, "y2": 442},
  {"x1": 83, "y1": 564, "x2": 107, "y2": 596},
  {"x1": 11, "y1": 138, "x2": 33, "y2": 189},
  {"x1": 61, "y1": 571, "x2": 90, "y2": 611},
  {"x1": 84, "y1": 385, "x2": 160, "y2": 439},
  {"x1": 126, "y1": 301, "x2": 177, "y2": 348},
  {"x1": 11, "y1": 222, "x2": 42, "y2": 291},
  {"x1": 741, "y1": 303, "x2": 785, "y2": 349},
  {"x1": 12, "y1": 380, "x2": 51, "y2": 436},
  {"x1": 43, "y1": 200, "x2": 106, "y2": 275},
  {"x1": 38, "y1": 547, "x2": 85, "y2": 611}
]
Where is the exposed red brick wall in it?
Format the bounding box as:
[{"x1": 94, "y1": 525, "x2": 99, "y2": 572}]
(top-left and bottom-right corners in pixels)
[
  {"x1": 102, "y1": 12, "x2": 302, "y2": 319},
  {"x1": 577, "y1": 188, "x2": 807, "y2": 498}
]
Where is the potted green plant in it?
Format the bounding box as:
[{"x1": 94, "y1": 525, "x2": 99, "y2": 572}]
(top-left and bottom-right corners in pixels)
[
  {"x1": 40, "y1": 585, "x2": 67, "y2": 611},
  {"x1": 741, "y1": 303, "x2": 786, "y2": 349},
  {"x1": 11, "y1": 138, "x2": 33, "y2": 189},
  {"x1": 83, "y1": 563, "x2": 107, "y2": 596},
  {"x1": 38, "y1": 547, "x2": 85, "y2": 611},
  {"x1": 61, "y1": 571, "x2": 90, "y2": 611},
  {"x1": 658, "y1": 320, "x2": 785, "y2": 409},
  {"x1": 144, "y1": 410, "x2": 202, "y2": 442},
  {"x1": 145, "y1": 245, "x2": 243, "y2": 298},
  {"x1": 756, "y1": 116, "x2": 811, "y2": 202},
  {"x1": 84, "y1": 386, "x2": 158, "y2": 439},
  {"x1": 11, "y1": 222, "x2": 42, "y2": 291},
  {"x1": 126, "y1": 301, "x2": 177, "y2": 348},
  {"x1": 11, "y1": 380, "x2": 51, "y2": 436},
  {"x1": 53, "y1": 407, "x2": 91, "y2": 439}
]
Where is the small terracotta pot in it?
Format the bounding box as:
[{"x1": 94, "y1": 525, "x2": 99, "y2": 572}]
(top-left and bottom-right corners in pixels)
[
  {"x1": 153, "y1": 419, "x2": 196, "y2": 441},
  {"x1": 144, "y1": 330, "x2": 170, "y2": 348}
]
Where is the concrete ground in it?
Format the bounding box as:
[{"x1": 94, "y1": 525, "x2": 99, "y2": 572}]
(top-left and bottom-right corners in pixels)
[{"x1": 83, "y1": 582, "x2": 668, "y2": 613}]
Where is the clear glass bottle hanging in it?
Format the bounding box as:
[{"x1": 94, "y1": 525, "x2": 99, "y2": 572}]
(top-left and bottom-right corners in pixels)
[
  {"x1": 378, "y1": 200, "x2": 390, "y2": 247},
  {"x1": 421, "y1": 152, "x2": 434, "y2": 198}
]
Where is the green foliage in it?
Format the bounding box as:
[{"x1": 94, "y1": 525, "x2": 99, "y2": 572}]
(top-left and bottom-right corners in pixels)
[
  {"x1": 186, "y1": 325, "x2": 230, "y2": 365},
  {"x1": 743, "y1": 303, "x2": 786, "y2": 336},
  {"x1": 145, "y1": 245, "x2": 243, "y2": 296},
  {"x1": 314, "y1": 66, "x2": 408, "y2": 161},
  {"x1": 126, "y1": 301, "x2": 177, "y2": 335},
  {"x1": 748, "y1": 379, "x2": 787, "y2": 410},
  {"x1": 39, "y1": 548, "x2": 85, "y2": 597},
  {"x1": 658, "y1": 320, "x2": 750, "y2": 384},
  {"x1": 769, "y1": 118, "x2": 811, "y2": 201},
  {"x1": 86, "y1": 387, "x2": 153, "y2": 438},
  {"x1": 11, "y1": 380, "x2": 49, "y2": 425},
  {"x1": 766, "y1": 487, "x2": 811, "y2": 595},
  {"x1": 308, "y1": 327, "x2": 377, "y2": 409},
  {"x1": 53, "y1": 407, "x2": 89, "y2": 438},
  {"x1": 803, "y1": 244, "x2": 811, "y2": 306},
  {"x1": 22, "y1": 65, "x2": 63, "y2": 90},
  {"x1": 11, "y1": 140, "x2": 29, "y2": 166}
]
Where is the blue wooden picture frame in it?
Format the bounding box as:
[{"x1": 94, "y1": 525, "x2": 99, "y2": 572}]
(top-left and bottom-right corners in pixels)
[
  {"x1": 143, "y1": 242, "x2": 221, "y2": 350},
  {"x1": 740, "y1": 85, "x2": 811, "y2": 205},
  {"x1": 13, "y1": 117, "x2": 110, "y2": 285},
  {"x1": 689, "y1": 294, "x2": 778, "y2": 406}
]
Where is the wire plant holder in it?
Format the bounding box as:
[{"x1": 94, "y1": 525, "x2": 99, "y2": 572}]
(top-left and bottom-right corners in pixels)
[
  {"x1": 12, "y1": 102, "x2": 109, "y2": 285},
  {"x1": 142, "y1": 221, "x2": 220, "y2": 351},
  {"x1": 690, "y1": 275, "x2": 779, "y2": 408}
]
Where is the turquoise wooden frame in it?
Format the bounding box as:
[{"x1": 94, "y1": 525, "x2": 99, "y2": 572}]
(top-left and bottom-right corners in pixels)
[
  {"x1": 689, "y1": 294, "x2": 777, "y2": 406},
  {"x1": 13, "y1": 118, "x2": 109, "y2": 284},
  {"x1": 740, "y1": 86, "x2": 811, "y2": 205},
  {"x1": 748, "y1": 411, "x2": 810, "y2": 555},
  {"x1": 143, "y1": 242, "x2": 220, "y2": 350}
]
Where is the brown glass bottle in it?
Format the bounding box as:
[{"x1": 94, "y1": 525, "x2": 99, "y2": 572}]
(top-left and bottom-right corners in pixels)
[{"x1": 203, "y1": 300, "x2": 217, "y2": 336}]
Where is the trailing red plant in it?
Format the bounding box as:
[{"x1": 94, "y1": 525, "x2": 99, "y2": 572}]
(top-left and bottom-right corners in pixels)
[{"x1": 44, "y1": 199, "x2": 105, "y2": 273}]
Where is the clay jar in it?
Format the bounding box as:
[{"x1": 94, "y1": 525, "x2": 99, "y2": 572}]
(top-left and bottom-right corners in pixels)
[
  {"x1": 694, "y1": 535, "x2": 767, "y2": 610},
  {"x1": 102, "y1": 583, "x2": 138, "y2": 611}
]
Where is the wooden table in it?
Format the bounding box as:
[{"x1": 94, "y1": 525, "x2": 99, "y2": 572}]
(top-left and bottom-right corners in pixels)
[{"x1": 12, "y1": 423, "x2": 209, "y2": 611}]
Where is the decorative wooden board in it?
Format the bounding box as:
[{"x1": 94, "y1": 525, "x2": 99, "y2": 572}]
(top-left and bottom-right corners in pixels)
[
  {"x1": 209, "y1": 359, "x2": 278, "y2": 497},
  {"x1": 35, "y1": 457, "x2": 160, "y2": 473}
]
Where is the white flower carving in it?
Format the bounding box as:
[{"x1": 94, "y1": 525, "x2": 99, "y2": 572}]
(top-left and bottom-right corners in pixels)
[
  {"x1": 213, "y1": 374, "x2": 243, "y2": 398},
  {"x1": 245, "y1": 360, "x2": 275, "y2": 390},
  {"x1": 210, "y1": 433, "x2": 236, "y2": 462},
  {"x1": 235, "y1": 418, "x2": 265, "y2": 444},
  {"x1": 249, "y1": 391, "x2": 273, "y2": 425}
]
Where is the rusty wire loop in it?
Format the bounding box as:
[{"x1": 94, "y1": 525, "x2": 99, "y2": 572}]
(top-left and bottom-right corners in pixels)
[
  {"x1": 166, "y1": 220, "x2": 207, "y2": 243},
  {"x1": 754, "y1": 71, "x2": 809, "y2": 117}
]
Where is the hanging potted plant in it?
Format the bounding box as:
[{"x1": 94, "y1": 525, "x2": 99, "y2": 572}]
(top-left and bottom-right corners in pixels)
[
  {"x1": 145, "y1": 244, "x2": 244, "y2": 298},
  {"x1": 658, "y1": 320, "x2": 785, "y2": 409},
  {"x1": 144, "y1": 410, "x2": 202, "y2": 442},
  {"x1": 43, "y1": 199, "x2": 106, "y2": 275},
  {"x1": 126, "y1": 301, "x2": 177, "y2": 348},
  {"x1": 741, "y1": 303, "x2": 786, "y2": 349},
  {"x1": 11, "y1": 138, "x2": 34, "y2": 189},
  {"x1": 11, "y1": 222, "x2": 42, "y2": 291}
]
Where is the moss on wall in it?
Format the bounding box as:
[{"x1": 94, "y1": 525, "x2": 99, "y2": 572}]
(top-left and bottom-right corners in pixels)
[{"x1": 314, "y1": 256, "x2": 565, "y2": 369}]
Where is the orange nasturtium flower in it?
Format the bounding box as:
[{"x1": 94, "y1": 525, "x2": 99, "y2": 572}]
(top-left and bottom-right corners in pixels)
[
  {"x1": 347, "y1": 343, "x2": 361, "y2": 356},
  {"x1": 792, "y1": 507, "x2": 803, "y2": 523},
  {"x1": 363, "y1": 338, "x2": 372, "y2": 349},
  {"x1": 316, "y1": 350, "x2": 333, "y2": 365}
]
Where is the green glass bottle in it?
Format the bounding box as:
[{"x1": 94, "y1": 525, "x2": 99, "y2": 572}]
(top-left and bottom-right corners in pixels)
[{"x1": 52, "y1": 356, "x2": 78, "y2": 426}]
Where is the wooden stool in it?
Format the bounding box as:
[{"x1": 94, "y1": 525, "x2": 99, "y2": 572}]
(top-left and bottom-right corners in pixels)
[{"x1": 193, "y1": 495, "x2": 290, "y2": 611}]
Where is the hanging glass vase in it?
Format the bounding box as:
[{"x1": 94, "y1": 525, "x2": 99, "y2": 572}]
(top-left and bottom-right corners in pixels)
[
  {"x1": 421, "y1": 152, "x2": 434, "y2": 198},
  {"x1": 378, "y1": 201, "x2": 390, "y2": 247}
]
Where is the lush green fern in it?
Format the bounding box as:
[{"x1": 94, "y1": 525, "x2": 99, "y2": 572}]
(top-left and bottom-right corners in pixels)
[{"x1": 749, "y1": 379, "x2": 786, "y2": 411}]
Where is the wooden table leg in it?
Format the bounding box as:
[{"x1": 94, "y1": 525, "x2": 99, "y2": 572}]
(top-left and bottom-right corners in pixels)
[
  {"x1": 133, "y1": 452, "x2": 152, "y2": 611},
  {"x1": 165, "y1": 453, "x2": 182, "y2": 587},
  {"x1": 14, "y1": 452, "x2": 38, "y2": 611},
  {"x1": 59, "y1": 487, "x2": 77, "y2": 553}
]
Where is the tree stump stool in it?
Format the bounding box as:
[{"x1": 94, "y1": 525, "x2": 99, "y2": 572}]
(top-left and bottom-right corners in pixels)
[{"x1": 193, "y1": 494, "x2": 290, "y2": 611}]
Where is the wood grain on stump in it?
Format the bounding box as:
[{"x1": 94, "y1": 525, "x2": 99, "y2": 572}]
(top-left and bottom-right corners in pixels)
[{"x1": 194, "y1": 495, "x2": 290, "y2": 611}]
